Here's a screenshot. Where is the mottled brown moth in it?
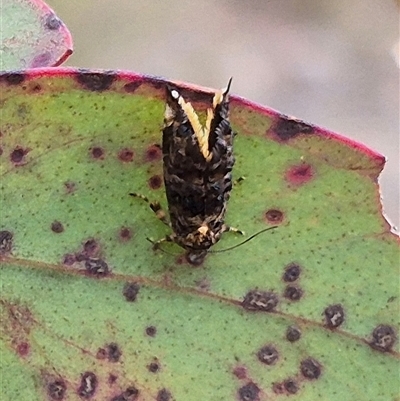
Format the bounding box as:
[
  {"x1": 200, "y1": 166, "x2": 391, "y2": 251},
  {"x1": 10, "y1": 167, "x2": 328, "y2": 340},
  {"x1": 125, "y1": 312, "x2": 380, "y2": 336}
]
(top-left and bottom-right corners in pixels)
[{"x1": 132, "y1": 80, "x2": 239, "y2": 264}]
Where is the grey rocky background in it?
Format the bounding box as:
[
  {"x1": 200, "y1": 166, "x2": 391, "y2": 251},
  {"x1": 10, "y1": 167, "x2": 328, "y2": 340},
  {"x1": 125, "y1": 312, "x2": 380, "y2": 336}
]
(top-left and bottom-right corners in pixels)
[{"x1": 48, "y1": 0, "x2": 399, "y2": 230}]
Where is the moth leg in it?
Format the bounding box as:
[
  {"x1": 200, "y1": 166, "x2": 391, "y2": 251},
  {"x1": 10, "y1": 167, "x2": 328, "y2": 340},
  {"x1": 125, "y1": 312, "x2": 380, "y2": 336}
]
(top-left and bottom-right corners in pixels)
[
  {"x1": 222, "y1": 224, "x2": 245, "y2": 236},
  {"x1": 130, "y1": 192, "x2": 170, "y2": 226},
  {"x1": 147, "y1": 234, "x2": 176, "y2": 250}
]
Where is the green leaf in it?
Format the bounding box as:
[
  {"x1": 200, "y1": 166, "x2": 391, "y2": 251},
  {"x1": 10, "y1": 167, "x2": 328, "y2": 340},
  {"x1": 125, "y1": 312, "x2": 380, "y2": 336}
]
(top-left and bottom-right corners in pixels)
[
  {"x1": 1, "y1": 0, "x2": 72, "y2": 70},
  {"x1": 1, "y1": 69, "x2": 398, "y2": 401}
]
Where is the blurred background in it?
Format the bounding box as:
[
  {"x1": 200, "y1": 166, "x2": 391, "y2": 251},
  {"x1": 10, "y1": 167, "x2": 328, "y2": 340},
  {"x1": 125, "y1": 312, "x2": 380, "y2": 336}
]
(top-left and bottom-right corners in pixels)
[{"x1": 47, "y1": 0, "x2": 399, "y2": 230}]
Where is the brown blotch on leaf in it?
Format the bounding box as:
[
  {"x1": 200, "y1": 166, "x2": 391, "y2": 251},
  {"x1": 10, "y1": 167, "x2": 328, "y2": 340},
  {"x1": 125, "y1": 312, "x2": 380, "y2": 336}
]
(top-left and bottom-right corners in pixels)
[
  {"x1": 273, "y1": 116, "x2": 314, "y2": 141},
  {"x1": 16, "y1": 341, "x2": 30, "y2": 357},
  {"x1": 285, "y1": 163, "x2": 314, "y2": 186},
  {"x1": 283, "y1": 285, "x2": 303, "y2": 301},
  {"x1": 148, "y1": 361, "x2": 160, "y2": 373},
  {"x1": 265, "y1": 209, "x2": 284, "y2": 224},
  {"x1": 0, "y1": 230, "x2": 13, "y2": 254},
  {"x1": 257, "y1": 345, "x2": 279, "y2": 365},
  {"x1": 0, "y1": 72, "x2": 26, "y2": 85},
  {"x1": 233, "y1": 366, "x2": 247, "y2": 380},
  {"x1": 47, "y1": 379, "x2": 67, "y2": 400},
  {"x1": 84, "y1": 258, "x2": 109, "y2": 277},
  {"x1": 283, "y1": 262, "x2": 301, "y2": 282},
  {"x1": 324, "y1": 304, "x2": 345, "y2": 329},
  {"x1": 300, "y1": 358, "x2": 322, "y2": 380},
  {"x1": 63, "y1": 253, "x2": 76, "y2": 265},
  {"x1": 148, "y1": 175, "x2": 162, "y2": 190},
  {"x1": 369, "y1": 324, "x2": 397, "y2": 352},
  {"x1": 111, "y1": 386, "x2": 139, "y2": 401},
  {"x1": 45, "y1": 14, "x2": 62, "y2": 30},
  {"x1": 242, "y1": 290, "x2": 279, "y2": 312},
  {"x1": 78, "y1": 372, "x2": 97, "y2": 399},
  {"x1": 51, "y1": 221, "x2": 64, "y2": 233},
  {"x1": 10, "y1": 146, "x2": 29, "y2": 164},
  {"x1": 108, "y1": 374, "x2": 118, "y2": 384},
  {"x1": 286, "y1": 326, "x2": 301, "y2": 342},
  {"x1": 118, "y1": 148, "x2": 134, "y2": 162},
  {"x1": 90, "y1": 146, "x2": 104, "y2": 159},
  {"x1": 119, "y1": 227, "x2": 132, "y2": 242},
  {"x1": 123, "y1": 282, "x2": 140, "y2": 302},
  {"x1": 145, "y1": 144, "x2": 162, "y2": 162},
  {"x1": 156, "y1": 388, "x2": 172, "y2": 401},
  {"x1": 145, "y1": 325, "x2": 157, "y2": 337},
  {"x1": 83, "y1": 239, "x2": 100, "y2": 258},
  {"x1": 106, "y1": 342, "x2": 122, "y2": 362},
  {"x1": 284, "y1": 379, "x2": 299, "y2": 394},
  {"x1": 238, "y1": 382, "x2": 260, "y2": 401},
  {"x1": 0, "y1": 146, "x2": 3, "y2": 156},
  {"x1": 76, "y1": 71, "x2": 116, "y2": 91}
]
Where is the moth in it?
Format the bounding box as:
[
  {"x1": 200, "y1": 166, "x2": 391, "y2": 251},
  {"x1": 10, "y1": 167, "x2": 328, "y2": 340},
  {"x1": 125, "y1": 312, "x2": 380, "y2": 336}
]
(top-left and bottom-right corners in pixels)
[{"x1": 132, "y1": 79, "x2": 240, "y2": 264}]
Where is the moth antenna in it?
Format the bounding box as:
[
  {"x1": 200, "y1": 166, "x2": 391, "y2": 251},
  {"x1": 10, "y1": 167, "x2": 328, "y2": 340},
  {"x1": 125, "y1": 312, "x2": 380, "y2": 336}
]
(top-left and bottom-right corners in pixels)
[
  {"x1": 209, "y1": 226, "x2": 278, "y2": 254},
  {"x1": 224, "y1": 77, "x2": 233, "y2": 95}
]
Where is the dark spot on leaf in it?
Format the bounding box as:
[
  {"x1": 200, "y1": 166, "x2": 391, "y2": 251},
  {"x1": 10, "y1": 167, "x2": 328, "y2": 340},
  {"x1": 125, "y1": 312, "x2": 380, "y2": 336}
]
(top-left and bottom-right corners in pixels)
[
  {"x1": 242, "y1": 290, "x2": 278, "y2": 312},
  {"x1": 0, "y1": 146, "x2": 3, "y2": 156},
  {"x1": 257, "y1": 345, "x2": 279, "y2": 365},
  {"x1": 0, "y1": 230, "x2": 13, "y2": 254},
  {"x1": 284, "y1": 379, "x2": 299, "y2": 394},
  {"x1": 283, "y1": 262, "x2": 301, "y2": 282},
  {"x1": 76, "y1": 71, "x2": 115, "y2": 91},
  {"x1": 10, "y1": 146, "x2": 29, "y2": 164},
  {"x1": 90, "y1": 147, "x2": 104, "y2": 159},
  {"x1": 145, "y1": 144, "x2": 162, "y2": 162},
  {"x1": 64, "y1": 181, "x2": 76, "y2": 194},
  {"x1": 124, "y1": 81, "x2": 142, "y2": 93},
  {"x1": 265, "y1": 209, "x2": 284, "y2": 224},
  {"x1": 286, "y1": 326, "x2": 301, "y2": 342},
  {"x1": 283, "y1": 285, "x2": 303, "y2": 301},
  {"x1": 118, "y1": 148, "x2": 134, "y2": 162},
  {"x1": 119, "y1": 227, "x2": 132, "y2": 241},
  {"x1": 85, "y1": 258, "x2": 109, "y2": 276},
  {"x1": 149, "y1": 175, "x2": 162, "y2": 189},
  {"x1": 51, "y1": 221, "x2": 64, "y2": 233},
  {"x1": 16, "y1": 341, "x2": 30, "y2": 357},
  {"x1": 123, "y1": 282, "x2": 140, "y2": 302},
  {"x1": 83, "y1": 239, "x2": 100, "y2": 257},
  {"x1": 47, "y1": 379, "x2": 67, "y2": 400},
  {"x1": 238, "y1": 382, "x2": 260, "y2": 401},
  {"x1": 285, "y1": 163, "x2": 314, "y2": 186},
  {"x1": 63, "y1": 253, "x2": 76, "y2": 265},
  {"x1": 156, "y1": 388, "x2": 172, "y2": 401},
  {"x1": 45, "y1": 14, "x2": 62, "y2": 30},
  {"x1": 111, "y1": 386, "x2": 139, "y2": 401},
  {"x1": 273, "y1": 116, "x2": 314, "y2": 141},
  {"x1": 108, "y1": 374, "x2": 117, "y2": 384},
  {"x1": 324, "y1": 304, "x2": 345, "y2": 329},
  {"x1": 300, "y1": 358, "x2": 322, "y2": 380},
  {"x1": 233, "y1": 366, "x2": 247, "y2": 380},
  {"x1": 78, "y1": 372, "x2": 97, "y2": 398},
  {"x1": 145, "y1": 326, "x2": 157, "y2": 337},
  {"x1": 106, "y1": 343, "x2": 122, "y2": 362},
  {"x1": 30, "y1": 52, "x2": 52, "y2": 68},
  {"x1": 0, "y1": 72, "x2": 26, "y2": 85},
  {"x1": 148, "y1": 361, "x2": 160, "y2": 373},
  {"x1": 369, "y1": 324, "x2": 396, "y2": 352},
  {"x1": 272, "y1": 382, "x2": 285, "y2": 394}
]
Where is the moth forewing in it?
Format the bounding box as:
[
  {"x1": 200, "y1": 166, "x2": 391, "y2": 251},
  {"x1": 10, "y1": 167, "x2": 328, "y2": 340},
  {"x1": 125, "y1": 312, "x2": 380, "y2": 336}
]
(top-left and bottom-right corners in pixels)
[{"x1": 161, "y1": 80, "x2": 236, "y2": 263}]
